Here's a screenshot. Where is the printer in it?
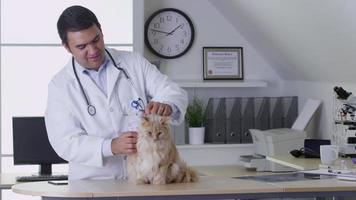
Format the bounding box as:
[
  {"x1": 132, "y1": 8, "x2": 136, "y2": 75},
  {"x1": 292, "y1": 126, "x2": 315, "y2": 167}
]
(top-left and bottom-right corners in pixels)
[
  {"x1": 239, "y1": 99, "x2": 321, "y2": 172},
  {"x1": 240, "y1": 129, "x2": 306, "y2": 171}
]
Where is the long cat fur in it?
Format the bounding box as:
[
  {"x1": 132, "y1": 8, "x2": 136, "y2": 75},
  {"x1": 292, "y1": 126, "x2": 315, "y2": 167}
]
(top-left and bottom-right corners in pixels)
[{"x1": 126, "y1": 115, "x2": 198, "y2": 184}]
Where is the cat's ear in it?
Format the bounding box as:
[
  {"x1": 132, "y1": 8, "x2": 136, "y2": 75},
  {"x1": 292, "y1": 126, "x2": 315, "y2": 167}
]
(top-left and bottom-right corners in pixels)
[
  {"x1": 160, "y1": 116, "x2": 170, "y2": 125},
  {"x1": 141, "y1": 115, "x2": 150, "y2": 126}
]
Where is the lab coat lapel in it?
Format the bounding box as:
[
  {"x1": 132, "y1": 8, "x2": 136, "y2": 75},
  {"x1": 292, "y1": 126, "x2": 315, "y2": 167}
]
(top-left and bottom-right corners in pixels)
[
  {"x1": 72, "y1": 60, "x2": 106, "y2": 98},
  {"x1": 80, "y1": 73, "x2": 105, "y2": 98},
  {"x1": 106, "y1": 61, "x2": 121, "y2": 101}
]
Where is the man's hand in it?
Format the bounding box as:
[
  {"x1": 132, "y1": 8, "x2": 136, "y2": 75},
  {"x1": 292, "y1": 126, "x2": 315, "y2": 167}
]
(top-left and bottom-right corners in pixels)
[
  {"x1": 145, "y1": 101, "x2": 172, "y2": 116},
  {"x1": 111, "y1": 132, "x2": 137, "y2": 155}
]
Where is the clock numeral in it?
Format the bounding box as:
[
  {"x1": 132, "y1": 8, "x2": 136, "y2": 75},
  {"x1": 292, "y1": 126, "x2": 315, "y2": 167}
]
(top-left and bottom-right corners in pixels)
[
  {"x1": 167, "y1": 15, "x2": 172, "y2": 21},
  {"x1": 159, "y1": 17, "x2": 164, "y2": 23},
  {"x1": 160, "y1": 45, "x2": 164, "y2": 51},
  {"x1": 153, "y1": 23, "x2": 160, "y2": 29},
  {"x1": 151, "y1": 31, "x2": 157, "y2": 37},
  {"x1": 153, "y1": 39, "x2": 158, "y2": 44},
  {"x1": 175, "y1": 44, "x2": 180, "y2": 52},
  {"x1": 167, "y1": 47, "x2": 172, "y2": 53}
]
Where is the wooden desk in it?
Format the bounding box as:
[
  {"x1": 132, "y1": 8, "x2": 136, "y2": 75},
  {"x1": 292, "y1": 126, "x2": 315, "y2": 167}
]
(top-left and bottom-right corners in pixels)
[{"x1": 11, "y1": 165, "x2": 356, "y2": 199}]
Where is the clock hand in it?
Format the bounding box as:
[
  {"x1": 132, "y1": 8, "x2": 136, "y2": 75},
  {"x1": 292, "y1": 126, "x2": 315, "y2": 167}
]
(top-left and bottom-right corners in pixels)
[
  {"x1": 167, "y1": 24, "x2": 182, "y2": 36},
  {"x1": 149, "y1": 28, "x2": 170, "y2": 35}
]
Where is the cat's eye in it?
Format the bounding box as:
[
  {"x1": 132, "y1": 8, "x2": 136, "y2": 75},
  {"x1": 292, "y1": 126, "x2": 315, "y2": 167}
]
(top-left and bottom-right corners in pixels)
[
  {"x1": 148, "y1": 131, "x2": 152, "y2": 136},
  {"x1": 157, "y1": 132, "x2": 162, "y2": 137}
]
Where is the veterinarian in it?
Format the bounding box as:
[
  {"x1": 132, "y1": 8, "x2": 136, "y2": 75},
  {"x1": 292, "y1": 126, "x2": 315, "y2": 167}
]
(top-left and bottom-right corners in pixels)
[{"x1": 45, "y1": 5, "x2": 187, "y2": 186}]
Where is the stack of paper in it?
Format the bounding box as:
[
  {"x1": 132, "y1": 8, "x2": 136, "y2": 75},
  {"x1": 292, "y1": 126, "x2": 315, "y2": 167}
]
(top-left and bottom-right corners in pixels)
[
  {"x1": 337, "y1": 172, "x2": 356, "y2": 181},
  {"x1": 302, "y1": 168, "x2": 356, "y2": 181}
]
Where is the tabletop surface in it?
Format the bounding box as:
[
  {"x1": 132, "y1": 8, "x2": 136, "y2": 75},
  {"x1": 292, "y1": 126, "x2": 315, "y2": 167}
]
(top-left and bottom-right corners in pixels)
[
  {"x1": 0, "y1": 174, "x2": 23, "y2": 189},
  {"x1": 12, "y1": 175, "x2": 282, "y2": 198},
  {"x1": 11, "y1": 165, "x2": 356, "y2": 198}
]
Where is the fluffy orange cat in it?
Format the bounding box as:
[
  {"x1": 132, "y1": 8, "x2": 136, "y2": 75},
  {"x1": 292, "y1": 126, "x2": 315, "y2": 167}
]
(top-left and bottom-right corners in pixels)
[{"x1": 127, "y1": 115, "x2": 198, "y2": 185}]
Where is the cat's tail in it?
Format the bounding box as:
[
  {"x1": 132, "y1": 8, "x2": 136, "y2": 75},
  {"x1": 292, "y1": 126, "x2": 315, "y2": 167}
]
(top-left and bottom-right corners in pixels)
[{"x1": 181, "y1": 167, "x2": 199, "y2": 183}]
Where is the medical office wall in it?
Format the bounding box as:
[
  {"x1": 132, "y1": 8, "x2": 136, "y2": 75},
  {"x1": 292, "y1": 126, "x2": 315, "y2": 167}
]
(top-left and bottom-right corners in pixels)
[
  {"x1": 194, "y1": 0, "x2": 356, "y2": 140},
  {"x1": 0, "y1": 1, "x2": 133, "y2": 199},
  {"x1": 142, "y1": 0, "x2": 356, "y2": 142},
  {"x1": 143, "y1": 0, "x2": 281, "y2": 85},
  {"x1": 142, "y1": 0, "x2": 285, "y2": 143}
]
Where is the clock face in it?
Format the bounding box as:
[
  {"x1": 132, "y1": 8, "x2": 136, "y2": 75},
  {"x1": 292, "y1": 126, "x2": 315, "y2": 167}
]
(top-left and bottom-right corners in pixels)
[{"x1": 145, "y1": 8, "x2": 195, "y2": 59}]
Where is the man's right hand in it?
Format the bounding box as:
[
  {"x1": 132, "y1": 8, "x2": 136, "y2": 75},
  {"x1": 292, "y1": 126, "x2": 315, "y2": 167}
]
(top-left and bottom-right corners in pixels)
[{"x1": 111, "y1": 132, "x2": 137, "y2": 155}]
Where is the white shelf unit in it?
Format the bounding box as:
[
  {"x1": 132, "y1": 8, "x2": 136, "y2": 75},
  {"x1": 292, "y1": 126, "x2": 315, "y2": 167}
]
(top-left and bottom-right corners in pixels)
[
  {"x1": 171, "y1": 79, "x2": 265, "y2": 165},
  {"x1": 177, "y1": 143, "x2": 253, "y2": 149},
  {"x1": 173, "y1": 79, "x2": 267, "y2": 88}
]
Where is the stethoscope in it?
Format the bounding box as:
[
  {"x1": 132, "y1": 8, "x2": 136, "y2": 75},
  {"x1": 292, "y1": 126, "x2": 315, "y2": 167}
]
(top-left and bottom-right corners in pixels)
[{"x1": 72, "y1": 49, "x2": 145, "y2": 116}]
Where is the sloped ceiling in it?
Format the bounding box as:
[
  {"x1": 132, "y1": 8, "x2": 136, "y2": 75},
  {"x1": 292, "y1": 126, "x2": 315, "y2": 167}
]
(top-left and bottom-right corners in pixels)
[{"x1": 209, "y1": 0, "x2": 356, "y2": 82}]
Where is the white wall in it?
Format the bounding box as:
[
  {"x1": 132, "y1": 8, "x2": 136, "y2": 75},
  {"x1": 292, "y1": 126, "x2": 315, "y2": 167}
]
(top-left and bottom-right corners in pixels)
[
  {"x1": 133, "y1": 0, "x2": 144, "y2": 53},
  {"x1": 143, "y1": 0, "x2": 283, "y2": 99},
  {"x1": 140, "y1": 0, "x2": 355, "y2": 142},
  {"x1": 139, "y1": 0, "x2": 354, "y2": 164},
  {"x1": 209, "y1": 0, "x2": 356, "y2": 83},
  {"x1": 140, "y1": 0, "x2": 289, "y2": 165},
  {"x1": 205, "y1": 1, "x2": 356, "y2": 140}
]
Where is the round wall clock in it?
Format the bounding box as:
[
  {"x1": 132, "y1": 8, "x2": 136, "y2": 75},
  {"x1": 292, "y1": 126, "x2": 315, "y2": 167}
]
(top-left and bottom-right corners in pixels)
[{"x1": 145, "y1": 8, "x2": 195, "y2": 59}]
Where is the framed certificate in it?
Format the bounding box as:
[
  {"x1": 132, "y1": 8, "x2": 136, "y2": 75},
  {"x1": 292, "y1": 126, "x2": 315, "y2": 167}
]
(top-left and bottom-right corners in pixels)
[{"x1": 203, "y1": 47, "x2": 244, "y2": 80}]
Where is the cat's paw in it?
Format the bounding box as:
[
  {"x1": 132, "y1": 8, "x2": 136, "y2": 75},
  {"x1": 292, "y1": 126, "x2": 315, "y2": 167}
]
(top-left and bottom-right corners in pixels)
[
  {"x1": 135, "y1": 178, "x2": 150, "y2": 185},
  {"x1": 170, "y1": 163, "x2": 180, "y2": 177},
  {"x1": 152, "y1": 178, "x2": 166, "y2": 185},
  {"x1": 135, "y1": 180, "x2": 147, "y2": 185}
]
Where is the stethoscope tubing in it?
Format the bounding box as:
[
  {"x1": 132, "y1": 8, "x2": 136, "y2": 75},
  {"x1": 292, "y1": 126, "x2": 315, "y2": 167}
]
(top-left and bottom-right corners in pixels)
[
  {"x1": 72, "y1": 49, "x2": 140, "y2": 116},
  {"x1": 72, "y1": 58, "x2": 96, "y2": 116}
]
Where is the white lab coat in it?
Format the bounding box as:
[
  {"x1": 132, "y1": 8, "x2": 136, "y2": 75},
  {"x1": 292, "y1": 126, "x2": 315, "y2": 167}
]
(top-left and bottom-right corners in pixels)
[{"x1": 45, "y1": 48, "x2": 188, "y2": 181}]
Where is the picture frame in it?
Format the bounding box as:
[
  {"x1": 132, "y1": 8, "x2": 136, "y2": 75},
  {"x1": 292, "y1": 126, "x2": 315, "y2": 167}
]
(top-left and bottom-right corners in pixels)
[{"x1": 203, "y1": 47, "x2": 244, "y2": 80}]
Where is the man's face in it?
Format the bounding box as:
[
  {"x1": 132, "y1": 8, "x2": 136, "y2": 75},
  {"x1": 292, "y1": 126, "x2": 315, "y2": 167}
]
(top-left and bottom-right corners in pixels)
[{"x1": 64, "y1": 25, "x2": 105, "y2": 70}]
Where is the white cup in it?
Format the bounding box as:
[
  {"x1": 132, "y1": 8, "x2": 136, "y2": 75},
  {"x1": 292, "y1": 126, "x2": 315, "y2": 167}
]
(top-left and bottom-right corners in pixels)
[{"x1": 320, "y1": 145, "x2": 338, "y2": 166}]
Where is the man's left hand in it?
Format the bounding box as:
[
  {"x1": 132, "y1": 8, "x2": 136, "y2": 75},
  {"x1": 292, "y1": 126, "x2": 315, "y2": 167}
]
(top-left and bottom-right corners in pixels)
[{"x1": 145, "y1": 101, "x2": 172, "y2": 116}]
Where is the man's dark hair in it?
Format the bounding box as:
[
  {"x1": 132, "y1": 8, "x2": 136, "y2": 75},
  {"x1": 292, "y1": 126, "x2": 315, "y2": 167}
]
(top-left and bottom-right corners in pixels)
[{"x1": 57, "y1": 5, "x2": 101, "y2": 44}]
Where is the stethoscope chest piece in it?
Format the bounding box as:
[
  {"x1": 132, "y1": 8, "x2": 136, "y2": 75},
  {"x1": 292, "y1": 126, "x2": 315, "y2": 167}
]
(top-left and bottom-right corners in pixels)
[{"x1": 88, "y1": 105, "x2": 96, "y2": 116}]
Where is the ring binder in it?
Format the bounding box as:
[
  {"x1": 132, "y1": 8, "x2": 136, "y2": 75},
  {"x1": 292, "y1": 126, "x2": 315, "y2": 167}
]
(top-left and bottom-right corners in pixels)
[{"x1": 196, "y1": 96, "x2": 298, "y2": 145}]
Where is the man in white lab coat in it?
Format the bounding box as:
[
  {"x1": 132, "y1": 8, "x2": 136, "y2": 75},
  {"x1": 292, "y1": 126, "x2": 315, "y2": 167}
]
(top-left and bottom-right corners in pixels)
[{"x1": 44, "y1": 5, "x2": 187, "y2": 199}]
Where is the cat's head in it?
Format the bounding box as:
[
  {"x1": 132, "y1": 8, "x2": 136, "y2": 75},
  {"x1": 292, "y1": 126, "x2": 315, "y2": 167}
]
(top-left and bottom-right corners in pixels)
[{"x1": 139, "y1": 114, "x2": 171, "y2": 141}]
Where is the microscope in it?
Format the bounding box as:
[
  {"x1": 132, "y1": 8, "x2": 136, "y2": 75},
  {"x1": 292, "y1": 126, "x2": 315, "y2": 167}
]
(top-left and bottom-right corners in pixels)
[{"x1": 334, "y1": 86, "x2": 356, "y2": 156}]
